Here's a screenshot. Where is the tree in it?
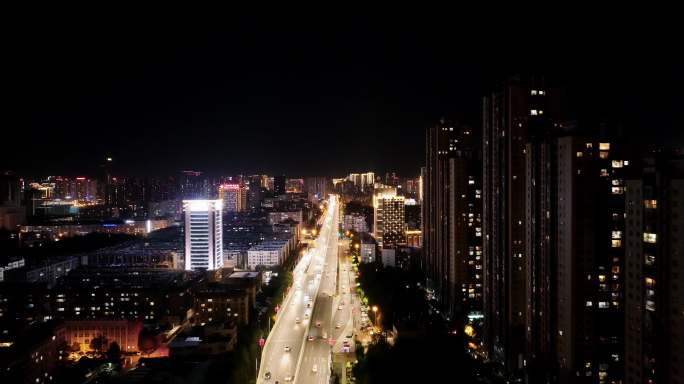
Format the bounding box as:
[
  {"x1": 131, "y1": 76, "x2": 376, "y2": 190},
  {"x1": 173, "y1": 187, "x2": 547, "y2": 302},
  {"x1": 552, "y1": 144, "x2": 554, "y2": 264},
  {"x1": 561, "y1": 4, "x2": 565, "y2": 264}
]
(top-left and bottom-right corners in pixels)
[
  {"x1": 106, "y1": 341, "x2": 121, "y2": 363},
  {"x1": 89, "y1": 334, "x2": 108, "y2": 353}
]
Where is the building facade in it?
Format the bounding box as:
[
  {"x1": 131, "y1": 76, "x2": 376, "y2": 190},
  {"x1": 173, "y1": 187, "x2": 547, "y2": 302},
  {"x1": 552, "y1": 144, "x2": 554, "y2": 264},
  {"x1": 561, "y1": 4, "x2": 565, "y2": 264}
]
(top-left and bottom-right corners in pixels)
[
  {"x1": 183, "y1": 200, "x2": 223, "y2": 271},
  {"x1": 482, "y1": 77, "x2": 563, "y2": 373},
  {"x1": 373, "y1": 187, "x2": 405, "y2": 247},
  {"x1": 219, "y1": 184, "x2": 247, "y2": 213},
  {"x1": 624, "y1": 153, "x2": 684, "y2": 384},
  {"x1": 423, "y1": 119, "x2": 483, "y2": 319}
]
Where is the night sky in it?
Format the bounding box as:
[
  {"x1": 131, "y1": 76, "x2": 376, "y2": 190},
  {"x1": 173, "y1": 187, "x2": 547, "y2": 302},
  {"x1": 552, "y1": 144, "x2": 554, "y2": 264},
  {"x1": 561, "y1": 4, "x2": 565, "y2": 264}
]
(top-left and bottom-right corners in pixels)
[{"x1": 5, "y1": 16, "x2": 683, "y2": 177}]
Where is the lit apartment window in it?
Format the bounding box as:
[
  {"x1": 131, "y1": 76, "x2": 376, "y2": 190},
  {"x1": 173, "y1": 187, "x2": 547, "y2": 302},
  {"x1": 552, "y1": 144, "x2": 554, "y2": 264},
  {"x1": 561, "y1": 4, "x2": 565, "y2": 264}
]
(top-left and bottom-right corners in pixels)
[
  {"x1": 612, "y1": 187, "x2": 624, "y2": 194},
  {"x1": 645, "y1": 254, "x2": 655, "y2": 266},
  {"x1": 538, "y1": 110, "x2": 544, "y2": 115},
  {"x1": 612, "y1": 160, "x2": 624, "y2": 168},
  {"x1": 600, "y1": 151, "x2": 609, "y2": 159},
  {"x1": 611, "y1": 239, "x2": 622, "y2": 248},
  {"x1": 643, "y1": 233, "x2": 657, "y2": 244},
  {"x1": 576, "y1": 151, "x2": 583, "y2": 158},
  {"x1": 612, "y1": 230, "x2": 622, "y2": 239},
  {"x1": 644, "y1": 200, "x2": 657, "y2": 209},
  {"x1": 599, "y1": 143, "x2": 611, "y2": 150},
  {"x1": 538, "y1": 90, "x2": 545, "y2": 95},
  {"x1": 530, "y1": 109, "x2": 538, "y2": 116},
  {"x1": 531, "y1": 90, "x2": 538, "y2": 95},
  {"x1": 586, "y1": 143, "x2": 593, "y2": 149},
  {"x1": 598, "y1": 301, "x2": 609, "y2": 309},
  {"x1": 645, "y1": 277, "x2": 656, "y2": 288},
  {"x1": 586, "y1": 301, "x2": 593, "y2": 307}
]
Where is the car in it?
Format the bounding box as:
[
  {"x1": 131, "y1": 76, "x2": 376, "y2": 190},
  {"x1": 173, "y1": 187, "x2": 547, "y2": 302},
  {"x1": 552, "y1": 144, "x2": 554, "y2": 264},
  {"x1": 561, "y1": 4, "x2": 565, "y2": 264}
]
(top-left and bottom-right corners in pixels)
[
  {"x1": 284, "y1": 345, "x2": 291, "y2": 352},
  {"x1": 284, "y1": 374, "x2": 294, "y2": 382},
  {"x1": 264, "y1": 371, "x2": 271, "y2": 380},
  {"x1": 307, "y1": 335, "x2": 315, "y2": 341},
  {"x1": 338, "y1": 305, "x2": 343, "y2": 310},
  {"x1": 316, "y1": 321, "x2": 321, "y2": 327},
  {"x1": 295, "y1": 317, "x2": 301, "y2": 324},
  {"x1": 312, "y1": 364, "x2": 318, "y2": 373},
  {"x1": 336, "y1": 322, "x2": 342, "y2": 329}
]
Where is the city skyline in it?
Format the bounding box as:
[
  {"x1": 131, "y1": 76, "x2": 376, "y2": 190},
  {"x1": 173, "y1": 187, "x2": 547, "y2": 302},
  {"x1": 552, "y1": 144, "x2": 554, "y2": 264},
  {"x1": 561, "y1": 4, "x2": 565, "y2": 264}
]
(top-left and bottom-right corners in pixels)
[{"x1": 3, "y1": 18, "x2": 684, "y2": 384}]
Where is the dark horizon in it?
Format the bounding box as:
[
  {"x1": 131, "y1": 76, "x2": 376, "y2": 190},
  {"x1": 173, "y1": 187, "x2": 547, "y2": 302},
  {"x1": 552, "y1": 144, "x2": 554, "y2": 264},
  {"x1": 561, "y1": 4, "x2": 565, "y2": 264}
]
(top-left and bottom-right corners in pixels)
[{"x1": 5, "y1": 18, "x2": 683, "y2": 177}]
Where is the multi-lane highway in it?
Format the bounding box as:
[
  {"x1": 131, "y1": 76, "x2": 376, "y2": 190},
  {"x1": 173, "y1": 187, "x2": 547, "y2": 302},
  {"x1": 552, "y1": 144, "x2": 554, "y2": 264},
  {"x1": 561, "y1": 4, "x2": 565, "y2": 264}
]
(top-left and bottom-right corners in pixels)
[
  {"x1": 296, "y1": 220, "x2": 340, "y2": 384},
  {"x1": 258, "y1": 196, "x2": 340, "y2": 384}
]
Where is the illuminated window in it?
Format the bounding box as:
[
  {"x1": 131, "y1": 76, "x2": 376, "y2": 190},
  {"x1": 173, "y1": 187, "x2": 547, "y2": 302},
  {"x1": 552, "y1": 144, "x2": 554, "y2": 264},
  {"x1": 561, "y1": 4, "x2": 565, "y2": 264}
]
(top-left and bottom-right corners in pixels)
[
  {"x1": 645, "y1": 277, "x2": 656, "y2": 288},
  {"x1": 611, "y1": 239, "x2": 622, "y2": 248},
  {"x1": 531, "y1": 90, "x2": 538, "y2": 95},
  {"x1": 644, "y1": 200, "x2": 657, "y2": 209},
  {"x1": 612, "y1": 230, "x2": 622, "y2": 239},
  {"x1": 643, "y1": 233, "x2": 657, "y2": 243},
  {"x1": 600, "y1": 151, "x2": 609, "y2": 159},
  {"x1": 538, "y1": 90, "x2": 545, "y2": 95},
  {"x1": 538, "y1": 110, "x2": 544, "y2": 115},
  {"x1": 586, "y1": 143, "x2": 593, "y2": 149},
  {"x1": 530, "y1": 109, "x2": 538, "y2": 116},
  {"x1": 599, "y1": 143, "x2": 610, "y2": 150},
  {"x1": 612, "y1": 187, "x2": 624, "y2": 194},
  {"x1": 598, "y1": 275, "x2": 606, "y2": 282},
  {"x1": 586, "y1": 301, "x2": 593, "y2": 307},
  {"x1": 612, "y1": 160, "x2": 624, "y2": 168},
  {"x1": 576, "y1": 151, "x2": 583, "y2": 158},
  {"x1": 645, "y1": 254, "x2": 655, "y2": 266},
  {"x1": 598, "y1": 301, "x2": 609, "y2": 309}
]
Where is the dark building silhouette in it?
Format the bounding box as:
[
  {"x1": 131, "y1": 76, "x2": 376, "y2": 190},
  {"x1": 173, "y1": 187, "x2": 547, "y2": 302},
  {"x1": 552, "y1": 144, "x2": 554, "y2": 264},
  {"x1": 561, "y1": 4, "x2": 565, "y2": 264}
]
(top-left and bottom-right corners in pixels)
[
  {"x1": 423, "y1": 119, "x2": 483, "y2": 318},
  {"x1": 624, "y1": 151, "x2": 684, "y2": 384},
  {"x1": 482, "y1": 77, "x2": 563, "y2": 375},
  {"x1": 273, "y1": 175, "x2": 286, "y2": 197}
]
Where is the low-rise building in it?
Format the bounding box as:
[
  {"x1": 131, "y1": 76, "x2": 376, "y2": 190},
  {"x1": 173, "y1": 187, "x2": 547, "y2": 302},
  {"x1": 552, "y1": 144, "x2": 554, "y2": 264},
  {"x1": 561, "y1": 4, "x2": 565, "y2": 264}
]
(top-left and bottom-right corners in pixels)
[
  {"x1": 343, "y1": 213, "x2": 368, "y2": 233},
  {"x1": 381, "y1": 248, "x2": 396, "y2": 268},
  {"x1": 169, "y1": 322, "x2": 237, "y2": 357},
  {"x1": 360, "y1": 239, "x2": 376, "y2": 264},
  {"x1": 64, "y1": 319, "x2": 142, "y2": 354},
  {"x1": 0, "y1": 321, "x2": 65, "y2": 384},
  {"x1": 193, "y1": 282, "x2": 250, "y2": 325}
]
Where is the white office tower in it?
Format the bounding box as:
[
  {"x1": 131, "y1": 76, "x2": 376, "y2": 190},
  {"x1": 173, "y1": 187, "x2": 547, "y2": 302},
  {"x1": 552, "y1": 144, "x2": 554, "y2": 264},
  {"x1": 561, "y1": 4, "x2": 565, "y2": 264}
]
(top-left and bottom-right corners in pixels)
[{"x1": 183, "y1": 199, "x2": 224, "y2": 271}]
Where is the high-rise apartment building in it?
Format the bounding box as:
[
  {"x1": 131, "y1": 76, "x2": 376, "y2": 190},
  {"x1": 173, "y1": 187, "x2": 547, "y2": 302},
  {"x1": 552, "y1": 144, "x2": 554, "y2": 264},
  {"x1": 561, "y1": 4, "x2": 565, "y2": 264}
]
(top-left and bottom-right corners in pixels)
[
  {"x1": 624, "y1": 153, "x2": 684, "y2": 384},
  {"x1": 273, "y1": 176, "x2": 286, "y2": 196},
  {"x1": 360, "y1": 172, "x2": 375, "y2": 192},
  {"x1": 482, "y1": 77, "x2": 563, "y2": 373},
  {"x1": 183, "y1": 200, "x2": 223, "y2": 271},
  {"x1": 554, "y1": 136, "x2": 629, "y2": 383},
  {"x1": 423, "y1": 119, "x2": 483, "y2": 318},
  {"x1": 304, "y1": 177, "x2": 330, "y2": 200},
  {"x1": 372, "y1": 187, "x2": 405, "y2": 247},
  {"x1": 219, "y1": 184, "x2": 247, "y2": 213},
  {"x1": 247, "y1": 175, "x2": 263, "y2": 210},
  {"x1": 285, "y1": 178, "x2": 304, "y2": 193},
  {"x1": 346, "y1": 172, "x2": 374, "y2": 192}
]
